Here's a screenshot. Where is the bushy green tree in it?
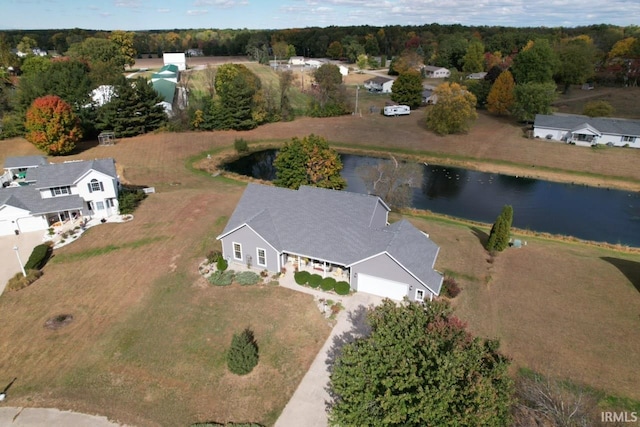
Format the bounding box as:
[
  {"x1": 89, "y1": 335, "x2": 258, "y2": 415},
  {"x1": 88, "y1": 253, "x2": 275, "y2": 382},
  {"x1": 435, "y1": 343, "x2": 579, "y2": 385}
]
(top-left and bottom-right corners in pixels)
[
  {"x1": 462, "y1": 40, "x2": 485, "y2": 73},
  {"x1": 486, "y1": 205, "x2": 513, "y2": 252},
  {"x1": 511, "y1": 39, "x2": 558, "y2": 84},
  {"x1": 583, "y1": 100, "x2": 615, "y2": 117},
  {"x1": 227, "y1": 328, "x2": 259, "y2": 375},
  {"x1": 554, "y1": 37, "x2": 598, "y2": 93},
  {"x1": 390, "y1": 70, "x2": 423, "y2": 108},
  {"x1": 274, "y1": 134, "x2": 346, "y2": 190},
  {"x1": 425, "y1": 82, "x2": 478, "y2": 135},
  {"x1": 328, "y1": 300, "x2": 513, "y2": 426},
  {"x1": 308, "y1": 63, "x2": 350, "y2": 117},
  {"x1": 513, "y1": 82, "x2": 557, "y2": 122}
]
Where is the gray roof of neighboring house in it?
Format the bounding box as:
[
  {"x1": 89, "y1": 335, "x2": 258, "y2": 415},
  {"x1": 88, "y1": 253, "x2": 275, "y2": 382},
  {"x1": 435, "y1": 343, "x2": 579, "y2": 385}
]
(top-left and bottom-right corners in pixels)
[
  {"x1": 534, "y1": 114, "x2": 640, "y2": 136},
  {"x1": 0, "y1": 186, "x2": 83, "y2": 214},
  {"x1": 3, "y1": 156, "x2": 48, "y2": 169},
  {"x1": 365, "y1": 76, "x2": 394, "y2": 85},
  {"x1": 219, "y1": 183, "x2": 441, "y2": 291},
  {"x1": 27, "y1": 158, "x2": 117, "y2": 189},
  {"x1": 423, "y1": 65, "x2": 447, "y2": 71}
]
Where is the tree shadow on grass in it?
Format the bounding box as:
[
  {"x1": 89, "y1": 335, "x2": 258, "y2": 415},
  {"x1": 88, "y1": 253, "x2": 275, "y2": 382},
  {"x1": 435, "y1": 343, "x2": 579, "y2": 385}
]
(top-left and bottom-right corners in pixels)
[
  {"x1": 601, "y1": 257, "x2": 640, "y2": 293},
  {"x1": 470, "y1": 226, "x2": 489, "y2": 248}
]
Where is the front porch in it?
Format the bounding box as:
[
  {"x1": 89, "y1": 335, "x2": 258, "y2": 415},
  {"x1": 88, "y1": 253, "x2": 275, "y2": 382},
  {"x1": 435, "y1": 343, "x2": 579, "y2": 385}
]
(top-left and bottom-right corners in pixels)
[{"x1": 283, "y1": 254, "x2": 350, "y2": 283}]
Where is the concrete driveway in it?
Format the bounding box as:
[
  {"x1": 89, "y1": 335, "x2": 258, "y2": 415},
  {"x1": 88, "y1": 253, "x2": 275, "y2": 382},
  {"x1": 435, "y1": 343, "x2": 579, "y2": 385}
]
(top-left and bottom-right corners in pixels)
[
  {"x1": 0, "y1": 407, "x2": 123, "y2": 426},
  {"x1": 0, "y1": 231, "x2": 44, "y2": 295}
]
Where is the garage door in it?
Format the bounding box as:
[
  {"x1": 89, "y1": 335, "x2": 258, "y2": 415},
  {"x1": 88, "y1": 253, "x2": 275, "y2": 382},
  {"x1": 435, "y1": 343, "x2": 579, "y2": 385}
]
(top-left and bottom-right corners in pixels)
[
  {"x1": 17, "y1": 216, "x2": 47, "y2": 233},
  {"x1": 357, "y1": 274, "x2": 408, "y2": 300},
  {"x1": 0, "y1": 220, "x2": 16, "y2": 236}
]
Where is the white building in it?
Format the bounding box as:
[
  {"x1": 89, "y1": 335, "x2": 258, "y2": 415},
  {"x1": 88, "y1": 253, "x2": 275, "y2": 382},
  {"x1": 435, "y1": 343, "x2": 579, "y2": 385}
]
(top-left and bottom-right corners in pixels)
[
  {"x1": 423, "y1": 65, "x2": 451, "y2": 78},
  {"x1": 533, "y1": 114, "x2": 640, "y2": 148},
  {"x1": 163, "y1": 52, "x2": 186, "y2": 71},
  {"x1": 0, "y1": 157, "x2": 120, "y2": 236}
]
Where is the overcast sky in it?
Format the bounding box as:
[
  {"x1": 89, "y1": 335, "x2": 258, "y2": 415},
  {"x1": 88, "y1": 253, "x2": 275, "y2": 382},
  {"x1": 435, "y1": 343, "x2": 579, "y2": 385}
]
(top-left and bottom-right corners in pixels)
[{"x1": 2, "y1": 0, "x2": 639, "y2": 31}]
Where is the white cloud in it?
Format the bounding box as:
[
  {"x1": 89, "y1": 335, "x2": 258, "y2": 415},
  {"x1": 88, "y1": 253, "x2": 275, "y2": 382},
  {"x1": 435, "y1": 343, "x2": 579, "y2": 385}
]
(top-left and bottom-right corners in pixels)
[
  {"x1": 187, "y1": 9, "x2": 209, "y2": 15},
  {"x1": 114, "y1": 0, "x2": 143, "y2": 8}
]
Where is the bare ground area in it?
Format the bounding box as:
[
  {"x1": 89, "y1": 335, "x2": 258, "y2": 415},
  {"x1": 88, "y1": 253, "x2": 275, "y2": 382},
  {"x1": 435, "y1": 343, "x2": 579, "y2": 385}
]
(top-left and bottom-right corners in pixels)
[{"x1": 1, "y1": 106, "x2": 640, "y2": 424}]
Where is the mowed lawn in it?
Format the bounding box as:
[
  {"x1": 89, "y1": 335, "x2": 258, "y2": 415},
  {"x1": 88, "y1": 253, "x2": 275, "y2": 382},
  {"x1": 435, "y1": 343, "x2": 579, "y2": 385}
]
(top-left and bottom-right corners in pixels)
[{"x1": 0, "y1": 107, "x2": 640, "y2": 424}]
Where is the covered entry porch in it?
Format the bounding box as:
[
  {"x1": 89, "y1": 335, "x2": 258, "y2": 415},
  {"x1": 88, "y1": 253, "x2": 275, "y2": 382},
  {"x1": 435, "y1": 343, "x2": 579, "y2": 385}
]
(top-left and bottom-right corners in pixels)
[{"x1": 281, "y1": 253, "x2": 350, "y2": 282}]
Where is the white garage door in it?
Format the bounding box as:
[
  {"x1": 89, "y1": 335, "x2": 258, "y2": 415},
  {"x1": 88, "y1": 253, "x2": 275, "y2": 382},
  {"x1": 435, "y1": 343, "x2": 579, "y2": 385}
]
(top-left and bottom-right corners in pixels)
[
  {"x1": 17, "y1": 216, "x2": 47, "y2": 233},
  {"x1": 357, "y1": 274, "x2": 408, "y2": 300},
  {"x1": 0, "y1": 220, "x2": 16, "y2": 236}
]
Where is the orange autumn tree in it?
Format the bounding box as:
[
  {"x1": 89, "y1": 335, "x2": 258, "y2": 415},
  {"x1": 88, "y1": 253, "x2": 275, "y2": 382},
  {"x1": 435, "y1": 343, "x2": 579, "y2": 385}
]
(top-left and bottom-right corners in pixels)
[
  {"x1": 487, "y1": 70, "x2": 516, "y2": 116},
  {"x1": 25, "y1": 95, "x2": 82, "y2": 155}
]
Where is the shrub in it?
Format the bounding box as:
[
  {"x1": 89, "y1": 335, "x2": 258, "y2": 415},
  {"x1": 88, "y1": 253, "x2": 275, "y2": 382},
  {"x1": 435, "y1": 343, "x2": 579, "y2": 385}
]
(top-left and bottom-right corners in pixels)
[
  {"x1": 227, "y1": 328, "x2": 259, "y2": 375},
  {"x1": 216, "y1": 257, "x2": 228, "y2": 271},
  {"x1": 5, "y1": 269, "x2": 43, "y2": 291},
  {"x1": 235, "y1": 271, "x2": 261, "y2": 286},
  {"x1": 234, "y1": 138, "x2": 249, "y2": 153},
  {"x1": 308, "y1": 274, "x2": 322, "y2": 288},
  {"x1": 118, "y1": 187, "x2": 147, "y2": 214},
  {"x1": 207, "y1": 250, "x2": 222, "y2": 264},
  {"x1": 294, "y1": 270, "x2": 310, "y2": 285},
  {"x1": 24, "y1": 242, "x2": 53, "y2": 270},
  {"x1": 320, "y1": 277, "x2": 336, "y2": 291},
  {"x1": 335, "y1": 281, "x2": 351, "y2": 295},
  {"x1": 208, "y1": 270, "x2": 234, "y2": 286},
  {"x1": 442, "y1": 277, "x2": 461, "y2": 298}
]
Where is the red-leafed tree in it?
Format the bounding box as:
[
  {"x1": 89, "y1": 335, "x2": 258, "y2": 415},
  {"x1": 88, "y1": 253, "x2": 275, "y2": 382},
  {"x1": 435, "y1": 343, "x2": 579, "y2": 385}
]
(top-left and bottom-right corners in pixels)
[{"x1": 25, "y1": 95, "x2": 82, "y2": 155}]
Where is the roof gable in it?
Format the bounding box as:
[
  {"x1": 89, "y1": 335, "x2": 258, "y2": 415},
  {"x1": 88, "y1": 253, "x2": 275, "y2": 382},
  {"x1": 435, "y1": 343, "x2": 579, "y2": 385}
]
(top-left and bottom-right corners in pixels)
[
  {"x1": 4, "y1": 155, "x2": 48, "y2": 169},
  {"x1": 27, "y1": 158, "x2": 117, "y2": 189}
]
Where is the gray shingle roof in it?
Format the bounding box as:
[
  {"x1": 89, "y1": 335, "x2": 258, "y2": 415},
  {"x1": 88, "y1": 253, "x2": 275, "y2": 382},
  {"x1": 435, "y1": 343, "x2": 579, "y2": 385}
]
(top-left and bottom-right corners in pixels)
[
  {"x1": 3, "y1": 156, "x2": 48, "y2": 169},
  {"x1": 0, "y1": 186, "x2": 83, "y2": 214},
  {"x1": 534, "y1": 114, "x2": 640, "y2": 137},
  {"x1": 219, "y1": 183, "x2": 441, "y2": 291},
  {"x1": 27, "y1": 159, "x2": 117, "y2": 189},
  {"x1": 365, "y1": 76, "x2": 393, "y2": 85}
]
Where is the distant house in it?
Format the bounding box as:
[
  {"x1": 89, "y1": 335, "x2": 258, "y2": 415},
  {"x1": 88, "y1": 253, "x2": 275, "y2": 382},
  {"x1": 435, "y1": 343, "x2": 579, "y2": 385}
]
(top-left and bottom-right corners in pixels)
[
  {"x1": 163, "y1": 52, "x2": 186, "y2": 71},
  {"x1": 533, "y1": 114, "x2": 640, "y2": 148},
  {"x1": 423, "y1": 65, "x2": 451, "y2": 78},
  {"x1": 186, "y1": 48, "x2": 203, "y2": 57},
  {"x1": 422, "y1": 89, "x2": 437, "y2": 105},
  {"x1": 338, "y1": 65, "x2": 349, "y2": 76},
  {"x1": 305, "y1": 59, "x2": 323, "y2": 69},
  {"x1": 288, "y1": 56, "x2": 305, "y2": 66},
  {"x1": 466, "y1": 72, "x2": 487, "y2": 80},
  {"x1": 364, "y1": 76, "x2": 394, "y2": 93},
  {"x1": 217, "y1": 184, "x2": 443, "y2": 301},
  {"x1": 0, "y1": 157, "x2": 120, "y2": 235}
]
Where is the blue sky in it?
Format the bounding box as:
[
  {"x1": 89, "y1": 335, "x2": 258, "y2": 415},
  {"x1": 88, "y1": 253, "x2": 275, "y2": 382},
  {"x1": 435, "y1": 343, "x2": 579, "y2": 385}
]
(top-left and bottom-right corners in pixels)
[{"x1": 2, "y1": 0, "x2": 639, "y2": 30}]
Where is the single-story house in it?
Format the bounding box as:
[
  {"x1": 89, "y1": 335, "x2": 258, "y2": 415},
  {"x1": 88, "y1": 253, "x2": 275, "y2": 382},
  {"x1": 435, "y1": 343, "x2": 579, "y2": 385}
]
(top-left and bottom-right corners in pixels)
[
  {"x1": 422, "y1": 65, "x2": 451, "y2": 78},
  {"x1": 217, "y1": 184, "x2": 443, "y2": 302},
  {"x1": 422, "y1": 89, "x2": 437, "y2": 105},
  {"x1": 0, "y1": 157, "x2": 120, "y2": 236},
  {"x1": 289, "y1": 56, "x2": 305, "y2": 66},
  {"x1": 466, "y1": 72, "x2": 487, "y2": 80},
  {"x1": 163, "y1": 52, "x2": 186, "y2": 71},
  {"x1": 338, "y1": 65, "x2": 349, "y2": 76},
  {"x1": 533, "y1": 114, "x2": 640, "y2": 148},
  {"x1": 364, "y1": 76, "x2": 394, "y2": 93}
]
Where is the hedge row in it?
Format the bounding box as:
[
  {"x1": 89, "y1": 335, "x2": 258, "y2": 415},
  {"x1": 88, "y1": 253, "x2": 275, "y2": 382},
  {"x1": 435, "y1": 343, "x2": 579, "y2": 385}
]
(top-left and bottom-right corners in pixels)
[
  {"x1": 24, "y1": 243, "x2": 53, "y2": 270},
  {"x1": 293, "y1": 272, "x2": 351, "y2": 295}
]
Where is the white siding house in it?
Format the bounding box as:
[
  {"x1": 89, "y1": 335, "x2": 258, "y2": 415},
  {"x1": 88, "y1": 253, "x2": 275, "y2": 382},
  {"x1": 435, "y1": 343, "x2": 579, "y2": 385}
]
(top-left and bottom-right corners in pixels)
[
  {"x1": 163, "y1": 52, "x2": 186, "y2": 71},
  {"x1": 534, "y1": 114, "x2": 640, "y2": 148},
  {"x1": 364, "y1": 76, "x2": 394, "y2": 93},
  {"x1": 423, "y1": 65, "x2": 451, "y2": 78}
]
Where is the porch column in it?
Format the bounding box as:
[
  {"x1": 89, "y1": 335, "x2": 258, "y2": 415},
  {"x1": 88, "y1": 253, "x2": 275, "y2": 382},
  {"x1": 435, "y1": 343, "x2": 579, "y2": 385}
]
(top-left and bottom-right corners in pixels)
[{"x1": 323, "y1": 261, "x2": 327, "y2": 278}]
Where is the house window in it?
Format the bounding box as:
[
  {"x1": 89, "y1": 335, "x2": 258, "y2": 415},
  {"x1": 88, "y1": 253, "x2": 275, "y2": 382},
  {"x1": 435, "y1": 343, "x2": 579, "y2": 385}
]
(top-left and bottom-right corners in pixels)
[
  {"x1": 87, "y1": 201, "x2": 93, "y2": 211},
  {"x1": 233, "y1": 243, "x2": 242, "y2": 260},
  {"x1": 96, "y1": 201, "x2": 105, "y2": 210},
  {"x1": 88, "y1": 179, "x2": 104, "y2": 193},
  {"x1": 257, "y1": 248, "x2": 267, "y2": 267},
  {"x1": 415, "y1": 289, "x2": 425, "y2": 302},
  {"x1": 106, "y1": 198, "x2": 114, "y2": 208},
  {"x1": 622, "y1": 135, "x2": 636, "y2": 143},
  {"x1": 50, "y1": 186, "x2": 71, "y2": 196}
]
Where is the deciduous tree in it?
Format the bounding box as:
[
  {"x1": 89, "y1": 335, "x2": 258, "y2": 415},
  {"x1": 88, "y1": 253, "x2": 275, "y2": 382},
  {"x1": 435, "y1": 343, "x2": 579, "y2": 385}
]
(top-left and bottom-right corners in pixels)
[
  {"x1": 109, "y1": 30, "x2": 137, "y2": 68},
  {"x1": 425, "y1": 82, "x2": 478, "y2": 135},
  {"x1": 356, "y1": 155, "x2": 422, "y2": 209},
  {"x1": 326, "y1": 41, "x2": 343, "y2": 59},
  {"x1": 513, "y1": 81, "x2": 557, "y2": 122},
  {"x1": 274, "y1": 134, "x2": 346, "y2": 190},
  {"x1": 308, "y1": 64, "x2": 350, "y2": 117},
  {"x1": 390, "y1": 70, "x2": 423, "y2": 108},
  {"x1": 554, "y1": 37, "x2": 598, "y2": 93},
  {"x1": 25, "y1": 95, "x2": 82, "y2": 155},
  {"x1": 511, "y1": 39, "x2": 558, "y2": 84},
  {"x1": 328, "y1": 300, "x2": 513, "y2": 426},
  {"x1": 583, "y1": 100, "x2": 615, "y2": 117},
  {"x1": 487, "y1": 70, "x2": 515, "y2": 115},
  {"x1": 462, "y1": 40, "x2": 485, "y2": 73}
]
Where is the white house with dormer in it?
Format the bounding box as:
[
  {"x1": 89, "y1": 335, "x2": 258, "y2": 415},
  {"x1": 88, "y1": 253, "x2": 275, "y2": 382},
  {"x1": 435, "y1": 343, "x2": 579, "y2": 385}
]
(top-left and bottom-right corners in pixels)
[{"x1": 0, "y1": 157, "x2": 120, "y2": 236}]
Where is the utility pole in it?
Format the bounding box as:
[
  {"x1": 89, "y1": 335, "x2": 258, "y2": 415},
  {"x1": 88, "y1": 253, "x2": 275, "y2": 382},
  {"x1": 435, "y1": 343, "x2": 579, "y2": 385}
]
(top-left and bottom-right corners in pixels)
[{"x1": 354, "y1": 85, "x2": 360, "y2": 116}]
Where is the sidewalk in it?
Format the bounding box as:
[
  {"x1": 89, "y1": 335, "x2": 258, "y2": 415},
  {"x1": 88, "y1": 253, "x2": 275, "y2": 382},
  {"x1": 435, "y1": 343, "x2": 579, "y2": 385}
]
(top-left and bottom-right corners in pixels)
[{"x1": 0, "y1": 407, "x2": 123, "y2": 426}]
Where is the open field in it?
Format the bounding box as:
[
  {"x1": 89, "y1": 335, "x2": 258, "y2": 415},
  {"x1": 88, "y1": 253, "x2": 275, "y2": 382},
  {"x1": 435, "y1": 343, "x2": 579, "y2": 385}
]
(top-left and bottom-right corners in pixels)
[{"x1": 1, "y1": 87, "x2": 640, "y2": 423}]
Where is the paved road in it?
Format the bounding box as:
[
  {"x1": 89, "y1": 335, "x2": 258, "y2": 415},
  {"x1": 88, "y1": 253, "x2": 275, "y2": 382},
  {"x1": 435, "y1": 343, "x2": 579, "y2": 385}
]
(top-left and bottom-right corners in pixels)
[
  {"x1": 0, "y1": 231, "x2": 43, "y2": 295},
  {"x1": 0, "y1": 407, "x2": 123, "y2": 426}
]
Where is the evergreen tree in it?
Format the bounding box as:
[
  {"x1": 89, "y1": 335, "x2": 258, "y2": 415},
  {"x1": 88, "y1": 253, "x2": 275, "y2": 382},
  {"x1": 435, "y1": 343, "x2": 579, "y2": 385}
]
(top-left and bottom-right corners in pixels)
[
  {"x1": 486, "y1": 205, "x2": 514, "y2": 252},
  {"x1": 390, "y1": 70, "x2": 423, "y2": 108},
  {"x1": 227, "y1": 328, "x2": 259, "y2": 376},
  {"x1": 95, "y1": 76, "x2": 167, "y2": 137},
  {"x1": 487, "y1": 70, "x2": 515, "y2": 115},
  {"x1": 329, "y1": 300, "x2": 513, "y2": 426}
]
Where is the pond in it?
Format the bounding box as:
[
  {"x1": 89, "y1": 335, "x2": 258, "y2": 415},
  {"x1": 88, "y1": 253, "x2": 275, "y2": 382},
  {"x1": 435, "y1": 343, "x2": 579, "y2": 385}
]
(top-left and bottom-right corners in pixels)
[{"x1": 224, "y1": 149, "x2": 640, "y2": 247}]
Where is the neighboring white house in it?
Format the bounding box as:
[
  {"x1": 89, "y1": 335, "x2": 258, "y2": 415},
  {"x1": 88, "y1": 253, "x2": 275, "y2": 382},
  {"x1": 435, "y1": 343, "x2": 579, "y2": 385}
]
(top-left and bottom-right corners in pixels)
[
  {"x1": 305, "y1": 59, "x2": 323, "y2": 69},
  {"x1": 423, "y1": 65, "x2": 451, "y2": 78},
  {"x1": 163, "y1": 52, "x2": 186, "y2": 71},
  {"x1": 338, "y1": 64, "x2": 349, "y2": 76},
  {"x1": 0, "y1": 157, "x2": 120, "y2": 236},
  {"x1": 533, "y1": 114, "x2": 640, "y2": 148},
  {"x1": 466, "y1": 72, "x2": 487, "y2": 80},
  {"x1": 364, "y1": 76, "x2": 394, "y2": 93}
]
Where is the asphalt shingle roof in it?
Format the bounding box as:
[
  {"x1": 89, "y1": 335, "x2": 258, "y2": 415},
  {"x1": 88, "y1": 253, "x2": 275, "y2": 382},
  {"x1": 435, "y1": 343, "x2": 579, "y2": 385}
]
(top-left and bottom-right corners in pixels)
[
  {"x1": 0, "y1": 186, "x2": 83, "y2": 214},
  {"x1": 220, "y1": 183, "x2": 441, "y2": 291},
  {"x1": 27, "y1": 159, "x2": 117, "y2": 189},
  {"x1": 534, "y1": 114, "x2": 640, "y2": 136},
  {"x1": 3, "y1": 156, "x2": 48, "y2": 169}
]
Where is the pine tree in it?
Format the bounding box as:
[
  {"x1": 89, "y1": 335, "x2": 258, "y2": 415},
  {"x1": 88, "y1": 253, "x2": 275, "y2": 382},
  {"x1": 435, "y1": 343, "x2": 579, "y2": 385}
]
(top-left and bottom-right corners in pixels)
[
  {"x1": 486, "y1": 205, "x2": 514, "y2": 252},
  {"x1": 227, "y1": 328, "x2": 259, "y2": 375}
]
